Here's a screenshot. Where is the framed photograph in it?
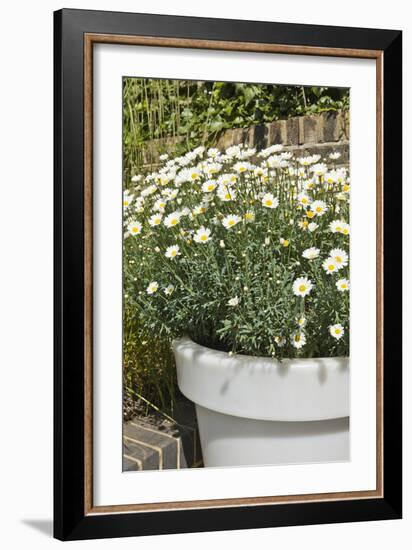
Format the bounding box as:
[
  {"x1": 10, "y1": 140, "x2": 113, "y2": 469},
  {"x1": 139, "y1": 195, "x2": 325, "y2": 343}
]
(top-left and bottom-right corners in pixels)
[{"x1": 54, "y1": 8, "x2": 402, "y2": 541}]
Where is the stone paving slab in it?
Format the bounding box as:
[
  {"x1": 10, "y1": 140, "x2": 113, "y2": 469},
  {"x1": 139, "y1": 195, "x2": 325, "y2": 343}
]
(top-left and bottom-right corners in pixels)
[{"x1": 123, "y1": 400, "x2": 202, "y2": 471}]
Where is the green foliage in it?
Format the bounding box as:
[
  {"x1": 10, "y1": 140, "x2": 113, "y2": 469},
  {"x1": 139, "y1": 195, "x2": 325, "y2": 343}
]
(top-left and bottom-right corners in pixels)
[{"x1": 123, "y1": 305, "x2": 177, "y2": 411}]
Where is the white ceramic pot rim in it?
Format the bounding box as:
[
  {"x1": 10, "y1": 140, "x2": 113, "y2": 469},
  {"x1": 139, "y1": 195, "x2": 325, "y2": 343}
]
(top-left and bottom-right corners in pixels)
[{"x1": 173, "y1": 336, "x2": 349, "y2": 422}]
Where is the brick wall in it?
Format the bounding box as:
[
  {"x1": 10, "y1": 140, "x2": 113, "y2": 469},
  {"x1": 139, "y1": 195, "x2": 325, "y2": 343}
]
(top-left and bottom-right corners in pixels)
[
  {"x1": 140, "y1": 110, "x2": 349, "y2": 167},
  {"x1": 215, "y1": 110, "x2": 349, "y2": 163}
]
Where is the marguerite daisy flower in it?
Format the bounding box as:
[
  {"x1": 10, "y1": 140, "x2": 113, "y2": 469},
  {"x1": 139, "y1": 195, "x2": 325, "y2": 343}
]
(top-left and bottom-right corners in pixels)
[
  {"x1": 298, "y1": 154, "x2": 320, "y2": 166},
  {"x1": 258, "y1": 144, "x2": 283, "y2": 158},
  {"x1": 274, "y1": 335, "x2": 286, "y2": 347},
  {"x1": 233, "y1": 161, "x2": 253, "y2": 173},
  {"x1": 222, "y1": 214, "x2": 241, "y2": 229},
  {"x1": 254, "y1": 166, "x2": 267, "y2": 178},
  {"x1": 225, "y1": 145, "x2": 241, "y2": 158},
  {"x1": 341, "y1": 222, "x2": 350, "y2": 235},
  {"x1": 164, "y1": 212, "x2": 181, "y2": 228},
  {"x1": 267, "y1": 155, "x2": 288, "y2": 169},
  {"x1": 302, "y1": 247, "x2": 320, "y2": 260},
  {"x1": 123, "y1": 192, "x2": 134, "y2": 208},
  {"x1": 292, "y1": 277, "x2": 313, "y2": 297},
  {"x1": 324, "y1": 170, "x2": 339, "y2": 185},
  {"x1": 153, "y1": 198, "x2": 167, "y2": 212},
  {"x1": 193, "y1": 204, "x2": 207, "y2": 215},
  {"x1": 336, "y1": 278, "x2": 350, "y2": 292},
  {"x1": 291, "y1": 331, "x2": 306, "y2": 349},
  {"x1": 244, "y1": 211, "x2": 255, "y2": 223},
  {"x1": 322, "y1": 257, "x2": 339, "y2": 274},
  {"x1": 227, "y1": 296, "x2": 240, "y2": 306},
  {"x1": 329, "y1": 219, "x2": 346, "y2": 233},
  {"x1": 141, "y1": 184, "x2": 157, "y2": 197},
  {"x1": 310, "y1": 200, "x2": 328, "y2": 216},
  {"x1": 217, "y1": 185, "x2": 236, "y2": 202},
  {"x1": 202, "y1": 180, "x2": 217, "y2": 193},
  {"x1": 188, "y1": 167, "x2": 201, "y2": 181},
  {"x1": 193, "y1": 226, "x2": 211, "y2": 243},
  {"x1": 297, "y1": 193, "x2": 311, "y2": 207},
  {"x1": 127, "y1": 220, "x2": 142, "y2": 235},
  {"x1": 165, "y1": 245, "x2": 181, "y2": 259},
  {"x1": 164, "y1": 284, "x2": 175, "y2": 296},
  {"x1": 262, "y1": 193, "x2": 279, "y2": 209},
  {"x1": 296, "y1": 316, "x2": 306, "y2": 327},
  {"x1": 218, "y1": 173, "x2": 237, "y2": 186},
  {"x1": 146, "y1": 281, "x2": 159, "y2": 295},
  {"x1": 310, "y1": 162, "x2": 328, "y2": 177},
  {"x1": 204, "y1": 162, "x2": 222, "y2": 176},
  {"x1": 135, "y1": 198, "x2": 145, "y2": 213},
  {"x1": 329, "y1": 324, "x2": 345, "y2": 340},
  {"x1": 329, "y1": 248, "x2": 349, "y2": 268},
  {"x1": 308, "y1": 222, "x2": 319, "y2": 232},
  {"x1": 148, "y1": 214, "x2": 163, "y2": 227},
  {"x1": 329, "y1": 152, "x2": 341, "y2": 160},
  {"x1": 207, "y1": 148, "x2": 219, "y2": 158}
]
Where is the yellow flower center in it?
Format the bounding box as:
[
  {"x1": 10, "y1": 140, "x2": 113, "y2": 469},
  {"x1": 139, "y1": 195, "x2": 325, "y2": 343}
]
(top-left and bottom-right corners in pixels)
[
  {"x1": 328, "y1": 265, "x2": 335, "y2": 271},
  {"x1": 282, "y1": 240, "x2": 290, "y2": 247},
  {"x1": 265, "y1": 200, "x2": 273, "y2": 206},
  {"x1": 342, "y1": 228, "x2": 349, "y2": 235},
  {"x1": 170, "y1": 219, "x2": 178, "y2": 225},
  {"x1": 298, "y1": 284, "x2": 306, "y2": 292},
  {"x1": 306, "y1": 211, "x2": 315, "y2": 218},
  {"x1": 191, "y1": 173, "x2": 199, "y2": 180},
  {"x1": 200, "y1": 235, "x2": 208, "y2": 241},
  {"x1": 228, "y1": 220, "x2": 235, "y2": 227},
  {"x1": 335, "y1": 329, "x2": 341, "y2": 335},
  {"x1": 207, "y1": 185, "x2": 215, "y2": 191},
  {"x1": 124, "y1": 201, "x2": 129, "y2": 206},
  {"x1": 225, "y1": 194, "x2": 231, "y2": 200},
  {"x1": 295, "y1": 335, "x2": 301, "y2": 342},
  {"x1": 336, "y1": 256, "x2": 342, "y2": 263},
  {"x1": 131, "y1": 227, "x2": 139, "y2": 233},
  {"x1": 316, "y1": 206, "x2": 322, "y2": 213}
]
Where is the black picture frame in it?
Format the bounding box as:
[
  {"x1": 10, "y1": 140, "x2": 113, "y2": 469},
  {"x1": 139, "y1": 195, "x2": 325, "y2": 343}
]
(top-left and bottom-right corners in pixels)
[{"x1": 54, "y1": 8, "x2": 402, "y2": 541}]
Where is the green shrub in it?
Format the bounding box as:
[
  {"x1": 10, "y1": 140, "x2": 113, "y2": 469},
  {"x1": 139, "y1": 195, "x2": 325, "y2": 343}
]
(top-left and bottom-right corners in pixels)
[{"x1": 124, "y1": 144, "x2": 349, "y2": 359}]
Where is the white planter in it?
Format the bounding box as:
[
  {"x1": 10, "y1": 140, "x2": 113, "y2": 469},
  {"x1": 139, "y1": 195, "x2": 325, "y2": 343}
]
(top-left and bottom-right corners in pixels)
[{"x1": 173, "y1": 337, "x2": 349, "y2": 468}]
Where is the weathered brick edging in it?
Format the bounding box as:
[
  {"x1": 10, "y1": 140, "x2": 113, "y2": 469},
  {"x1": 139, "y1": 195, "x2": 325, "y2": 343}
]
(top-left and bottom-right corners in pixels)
[
  {"x1": 215, "y1": 110, "x2": 349, "y2": 162},
  {"x1": 139, "y1": 110, "x2": 349, "y2": 167}
]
